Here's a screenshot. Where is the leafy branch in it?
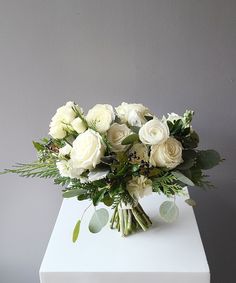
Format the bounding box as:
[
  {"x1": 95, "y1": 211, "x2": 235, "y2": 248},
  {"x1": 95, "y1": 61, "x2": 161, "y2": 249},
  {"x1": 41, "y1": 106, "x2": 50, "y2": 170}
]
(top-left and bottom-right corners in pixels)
[
  {"x1": 152, "y1": 172, "x2": 184, "y2": 197},
  {"x1": 1, "y1": 161, "x2": 59, "y2": 179}
]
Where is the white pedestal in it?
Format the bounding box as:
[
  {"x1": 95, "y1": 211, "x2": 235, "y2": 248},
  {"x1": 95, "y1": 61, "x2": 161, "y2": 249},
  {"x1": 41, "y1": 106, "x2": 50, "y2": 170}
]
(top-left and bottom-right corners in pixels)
[{"x1": 39, "y1": 192, "x2": 210, "y2": 283}]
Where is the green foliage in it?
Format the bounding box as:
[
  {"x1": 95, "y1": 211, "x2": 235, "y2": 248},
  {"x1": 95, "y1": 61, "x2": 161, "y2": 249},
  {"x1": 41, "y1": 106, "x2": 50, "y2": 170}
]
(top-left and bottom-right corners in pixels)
[
  {"x1": 102, "y1": 193, "x2": 113, "y2": 206},
  {"x1": 121, "y1": 134, "x2": 139, "y2": 145},
  {"x1": 54, "y1": 176, "x2": 71, "y2": 187},
  {"x1": 180, "y1": 166, "x2": 214, "y2": 189},
  {"x1": 88, "y1": 208, "x2": 109, "y2": 233},
  {"x1": 92, "y1": 188, "x2": 106, "y2": 206},
  {"x1": 144, "y1": 115, "x2": 153, "y2": 121},
  {"x1": 130, "y1": 126, "x2": 140, "y2": 134},
  {"x1": 72, "y1": 219, "x2": 81, "y2": 243},
  {"x1": 172, "y1": 171, "x2": 195, "y2": 186},
  {"x1": 177, "y1": 149, "x2": 197, "y2": 170},
  {"x1": 196, "y1": 150, "x2": 222, "y2": 170},
  {"x1": 152, "y1": 172, "x2": 185, "y2": 197},
  {"x1": 32, "y1": 141, "x2": 44, "y2": 151},
  {"x1": 183, "y1": 110, "x2": 194, "y2": 126},
  {"x1": 1, "y1": 161, "x2": 58, "y2": 179},
  {"x1": 166, "y1": 110, "x2": 199, "y2": 149},
  {"x1": 181, "y1": 131, "x2": 199, "y2": 149},
  {"x1": 72, "y1": 105, "x2": 88, "y2": 128},
  {"x1": 63, "y1": 189, "x2": 87, "y2": 198}
]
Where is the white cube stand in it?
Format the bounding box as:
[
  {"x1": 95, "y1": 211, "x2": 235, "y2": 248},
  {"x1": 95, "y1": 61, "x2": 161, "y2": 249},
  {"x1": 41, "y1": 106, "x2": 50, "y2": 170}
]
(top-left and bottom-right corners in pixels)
[{"x1": 39, "y1": 192, "x2": 210, "y2": 283}]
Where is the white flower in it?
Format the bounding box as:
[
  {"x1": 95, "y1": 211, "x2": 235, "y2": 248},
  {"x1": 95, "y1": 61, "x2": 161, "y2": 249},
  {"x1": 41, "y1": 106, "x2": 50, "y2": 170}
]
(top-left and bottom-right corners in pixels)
[
  {"x1": 49, "y1": 101, "x2": 83, "y2": 139},
  {"x1": 139, "y1": 118, "x2": 169, "y2": 145},
  {"x1": 129, "y1": 143, "x2": 149, "y2": 164},
  {"x1": 86, "y1": 104, "x2": 115, "y2": 133},
  {"x1": 127, "y1": 176, "x2": 152, "y2": 200},
  {"x1": 71, "y1": 129, "x2": 105, "y2": 170},
  {"x1": 115, "y1": 102, "x2": 151, "y2": 127},
  {"x1": 71, "y1": 117, "x2": 87, "y2": 134},
  {"x1": 150, "y1": 137, "x2": 183, "y2": 169},
  {"x1": 107, "y1": 123, "x2": 132, "y2": 152},
  {"x1": 56, "y1": 160, "x2": 83, "y2": 179},
  {"x1": 58, "y1": 144, "x2": 72, "y2": 158},
  {"x1": 162, "y1": 112, "x2": 183, "y2": 123}
]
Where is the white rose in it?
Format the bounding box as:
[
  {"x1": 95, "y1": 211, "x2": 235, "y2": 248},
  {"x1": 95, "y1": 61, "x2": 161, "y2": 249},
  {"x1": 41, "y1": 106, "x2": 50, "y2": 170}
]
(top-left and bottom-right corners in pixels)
[
  {"x1": 86, "y1": 104, "x2": 115, "y2": 133},
  {"x1": 56, "y1": 160, "x2": 83, "y2": 179},
  {"x1": 129, "y1": 143, "x2": 149, "y2": 164},
  {"x1": 49, "y1": 101, "x2": 83, "y2": 139},
  {"x1": 150, "y1": 137, "x2": 183, "y2": 169},
  {"x1": 107, "y1": 123, "x2": 132, "y2": 152},
  {"x1": 139, "y1": 118, "x2": 169, "y2": 145},
  {"x1": 71, "y1": 129, "x2": 105, "y2": 170},
  {"x1": 115, "y1": 102, "x2": 151, "y2": 127},
  {"x1": 127, "y1": 176, "x2": 152, "y2": 200},
  {"x1": 71, "y1": 117, "x2": 87, "y2": 134}
]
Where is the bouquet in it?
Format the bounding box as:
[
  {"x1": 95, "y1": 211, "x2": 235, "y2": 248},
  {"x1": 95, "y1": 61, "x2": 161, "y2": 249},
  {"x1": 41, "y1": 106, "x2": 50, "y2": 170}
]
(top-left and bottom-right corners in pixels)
[{"x1": 1, "y1": 102, "x2": 223, "y2": 241}]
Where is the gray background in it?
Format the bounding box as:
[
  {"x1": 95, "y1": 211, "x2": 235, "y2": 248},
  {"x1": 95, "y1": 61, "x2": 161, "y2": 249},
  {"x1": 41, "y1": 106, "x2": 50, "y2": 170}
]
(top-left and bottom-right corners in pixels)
[{"x1": 0, "y1": 0, "x2": 235, "y2": 282}]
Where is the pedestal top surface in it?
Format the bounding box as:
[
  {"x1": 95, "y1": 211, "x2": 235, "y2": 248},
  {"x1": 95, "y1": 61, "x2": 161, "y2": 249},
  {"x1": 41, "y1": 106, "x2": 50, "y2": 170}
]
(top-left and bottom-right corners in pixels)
[{"x1": 40, "y1": 191, "x2": 209, "y2": 273}]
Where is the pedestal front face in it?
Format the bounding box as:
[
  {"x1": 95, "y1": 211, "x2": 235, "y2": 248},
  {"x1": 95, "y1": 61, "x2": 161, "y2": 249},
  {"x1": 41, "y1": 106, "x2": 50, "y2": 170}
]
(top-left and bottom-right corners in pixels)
[{"x1": 39, "y1": 193, "x2": 210, "y2": 283}]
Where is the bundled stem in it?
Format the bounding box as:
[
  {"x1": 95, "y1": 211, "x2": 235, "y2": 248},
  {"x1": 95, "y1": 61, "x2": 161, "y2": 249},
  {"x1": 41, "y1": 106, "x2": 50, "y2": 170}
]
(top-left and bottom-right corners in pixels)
[{"x1": 110, "y1": 203, "x2": 152, "y2": 236}]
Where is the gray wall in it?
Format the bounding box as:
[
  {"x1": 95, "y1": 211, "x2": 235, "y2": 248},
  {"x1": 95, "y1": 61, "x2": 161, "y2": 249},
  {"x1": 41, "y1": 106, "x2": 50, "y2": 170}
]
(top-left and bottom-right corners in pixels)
[{"x1": 0, "y1": 1, "x2": 235, "y2": 282}]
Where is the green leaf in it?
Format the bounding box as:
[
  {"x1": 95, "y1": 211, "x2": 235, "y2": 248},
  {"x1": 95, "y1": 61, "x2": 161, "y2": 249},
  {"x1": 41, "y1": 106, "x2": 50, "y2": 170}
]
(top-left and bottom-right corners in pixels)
[
  {"x1": 144, "y1": 115, "x2": 153, "y2": 121},
  {"x1": 63, "y1": 189, "x2": 87, "y2": 198},
  {"x1": 177, "y1": 150, "x2": 196, "y2": 170},
  {"x1": 92, "y1": 189, "x2": 106, "y2": 206},
  {"x1": 103, "y1": 194, "x2": 113, "y2": 206},
  {"x1": 172, "y1": 171, "x2": 195, "y2": 186},
  {"x1": 197, "y1": 150, "x2": 221, "y2": 170},
  {"x1": 159, "y1": 201, "x2": 179, "y2": 223},
  {"x1": 121, "y1": 134, "x2": 139, "y2": 145},
  {"x1": 89, "y1": 208, "x2": 109, "y2": 233},
  {"x1": 130, "y1": 126, "x2": 140, "y2": 134},
  {"x1": 185, "y1": 198, "x2": 196, "y2": 207},
  {"x1": 131, "y1": 164, "x2": 140, "y2": 173},
  {"x1": 182, "y1": 131, "x2": 199, "y2": 148},
  {"x1": 32, "y1": 141, "x2": 44, "y2": 151},
  {"x1": 101, "y1": 156, "x2": 116, "y2": 165},
  {"x1": 72, "y1": 219, "x2": 81, "y2": 243}
]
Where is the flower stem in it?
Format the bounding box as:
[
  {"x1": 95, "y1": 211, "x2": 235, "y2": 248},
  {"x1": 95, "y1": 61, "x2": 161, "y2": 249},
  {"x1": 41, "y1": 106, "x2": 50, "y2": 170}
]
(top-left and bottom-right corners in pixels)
[{"x1": 110, "y1": 202, "x2": 152, "y2": 236}]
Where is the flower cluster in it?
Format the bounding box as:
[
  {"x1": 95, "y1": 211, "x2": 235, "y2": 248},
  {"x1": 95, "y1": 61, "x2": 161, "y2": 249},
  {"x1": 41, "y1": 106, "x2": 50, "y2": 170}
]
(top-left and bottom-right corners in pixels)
[{"x1": 2, "y1": 101, "x2": 222, "y2": 240}]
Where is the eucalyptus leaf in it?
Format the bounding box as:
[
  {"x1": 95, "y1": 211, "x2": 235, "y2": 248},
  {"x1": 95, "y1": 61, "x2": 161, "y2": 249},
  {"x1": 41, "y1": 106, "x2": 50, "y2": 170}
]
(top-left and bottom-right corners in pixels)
[
  {"x1": 177, "y1": 150, "x2": 196, "y2": 170},
  {"x1": 103, "y1": 194, "x2": 113, "y2": 206},
  {"x1": 72, "y1": 219, "x2": 81, "y2": 243},
  {"x1": 197, "y1": 150, "x2": 221, "y2": 170},
  {"x1": 185, "y1": 198, "x2": 197, "y2": 207},
  {"x1": 88, "y1": 169, "x2": 110, "y2": 182},
  {"x1": 89, "y1": 208, "x2": 109, "y2": 233},
  {"x1": 63, "y1": 189, "x2": 87, "y2": 198},
  {"x1": 121, "y1": 134, "x2": 139, "y2": 145},
  {"x1": 172, "y1": 171, "x2": 195, "y2": 186},
  {"x1": 159, "y1": 201, "x2": 179, "y2": 223}
]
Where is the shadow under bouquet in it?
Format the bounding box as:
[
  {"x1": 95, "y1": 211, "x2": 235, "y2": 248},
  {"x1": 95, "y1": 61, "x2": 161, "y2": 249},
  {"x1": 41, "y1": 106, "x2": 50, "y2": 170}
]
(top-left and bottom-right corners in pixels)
[{"x1": 1, "y1": 102, "x2": 223, "y2": 241}]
